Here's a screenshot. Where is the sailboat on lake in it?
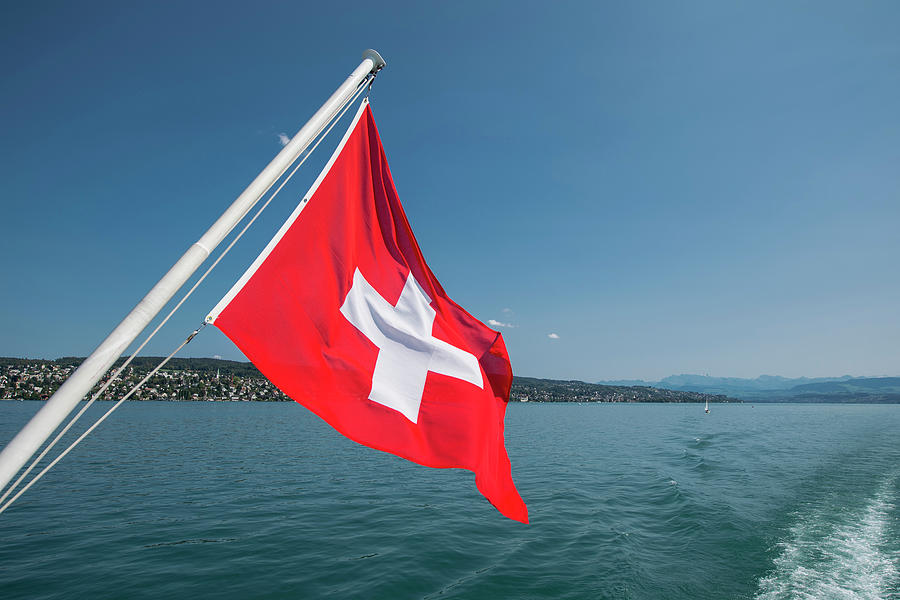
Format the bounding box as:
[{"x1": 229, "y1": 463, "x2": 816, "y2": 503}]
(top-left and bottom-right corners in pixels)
[{"x1": 705, "y1": 399, "x2": 710, "y2": 414}]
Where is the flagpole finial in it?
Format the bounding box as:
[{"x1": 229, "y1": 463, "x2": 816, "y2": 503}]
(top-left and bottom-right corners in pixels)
[{"x1": 362, "y1": 49, "x2": 386, "y2": 73}]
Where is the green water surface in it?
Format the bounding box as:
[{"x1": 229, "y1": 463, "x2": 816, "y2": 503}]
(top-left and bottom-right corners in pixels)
[{"x1": 1, "y1": 401, "x2": 897, "y2": 599}]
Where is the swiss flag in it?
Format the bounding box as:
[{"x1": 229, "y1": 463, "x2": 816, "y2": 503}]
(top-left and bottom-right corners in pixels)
[{"x1": 207, "y1": 99, "x2": 527, "y2": 523}]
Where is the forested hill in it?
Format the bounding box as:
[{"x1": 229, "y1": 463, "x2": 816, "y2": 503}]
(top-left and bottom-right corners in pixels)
[
  {"x1": 1, "y1": 357, "x2": 729, "y2": 403},
  {"x1": 509, "y1": 377, "x2": 728, "y2": 403},
  {"x1": 769, "y1": 377, "x2": 900, "y2": 403}
]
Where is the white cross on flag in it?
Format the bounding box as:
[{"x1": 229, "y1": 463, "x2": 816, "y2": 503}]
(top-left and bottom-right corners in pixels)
[{"x1": 206, "y1": 99, "x2": 527, "y2": 523}]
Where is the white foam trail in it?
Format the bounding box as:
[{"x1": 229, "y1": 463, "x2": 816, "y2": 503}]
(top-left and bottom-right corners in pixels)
[{"x1": 755, "y1": 475, "x2": 898, "y2": 600}]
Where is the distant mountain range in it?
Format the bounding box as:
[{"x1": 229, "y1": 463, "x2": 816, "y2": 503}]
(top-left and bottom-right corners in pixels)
[{"x1": 597, "y1": 374, "x2": 900, "y2": 403}]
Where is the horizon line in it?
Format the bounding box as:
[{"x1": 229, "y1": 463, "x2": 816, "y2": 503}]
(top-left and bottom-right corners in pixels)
[{"x1": 1, "y1": 356, "x2": 896, "y2": 382}]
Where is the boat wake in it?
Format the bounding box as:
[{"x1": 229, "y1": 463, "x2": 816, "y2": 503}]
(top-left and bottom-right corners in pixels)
[{"x1": 754, "y1": 473, "x2": 899, "y2": 600}]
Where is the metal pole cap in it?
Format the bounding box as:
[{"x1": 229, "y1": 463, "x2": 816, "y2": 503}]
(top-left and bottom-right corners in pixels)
[{"x1": 362, "y1": 49, "x2": 386, "y2": 73}]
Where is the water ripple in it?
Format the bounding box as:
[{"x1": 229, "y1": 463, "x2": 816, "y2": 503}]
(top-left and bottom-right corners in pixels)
[{"x1": 0, "y1": 401, "x2": 898, "y2": 599}]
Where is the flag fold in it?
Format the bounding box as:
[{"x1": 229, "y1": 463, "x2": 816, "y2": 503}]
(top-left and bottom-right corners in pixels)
[{"x1": 207, "y1": 99, "x2": 527, "y2": 523}]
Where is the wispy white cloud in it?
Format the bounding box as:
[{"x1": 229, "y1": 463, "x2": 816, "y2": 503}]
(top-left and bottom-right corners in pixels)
[
  {"x1": 488, "y1": 319, "x2": 514, "y2": 328},
  {"x1": 277, "y1": 133, "x2": 290, "y2": 146},
  {"x1": 548, "y1": 333, "x2": 560, "y2": 339},
  {"x1": 501, "y1": 307, "x2": 513, "y2": 314},
  {"x1": 213, "y1": 354, "x2": 222, "y2": 359}
]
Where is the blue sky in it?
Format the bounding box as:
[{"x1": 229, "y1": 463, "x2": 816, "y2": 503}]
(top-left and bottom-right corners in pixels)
[{"x1": 1, "y1": 1, "x2": 898, "y2": 381}]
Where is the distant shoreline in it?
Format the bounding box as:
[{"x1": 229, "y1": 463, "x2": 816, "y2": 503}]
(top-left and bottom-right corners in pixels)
[
  {"x1": 3, "y1": 357, "x2": 898, "y2": 403},
  {"x1": 4, "y1": 398, "x2": 897, "y2": 406}
]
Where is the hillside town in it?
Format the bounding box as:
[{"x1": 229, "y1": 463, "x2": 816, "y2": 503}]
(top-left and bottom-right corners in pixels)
[
  {"x1": 1, "y1": 358, "x2": 290, "y2": 402},
  {"x1": 1, "y1": 358, "x2": 729, "y2": 404}
]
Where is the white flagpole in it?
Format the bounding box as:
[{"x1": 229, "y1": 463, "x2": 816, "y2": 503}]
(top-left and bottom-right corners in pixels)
[{"x1": 0, "y1": 49, "x2": 386, "y2": 495}]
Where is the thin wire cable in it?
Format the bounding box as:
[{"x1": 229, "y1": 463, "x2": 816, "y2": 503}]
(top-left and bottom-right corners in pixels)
[
  {"x1": 0, "y1": 82, "x2": 358, "y2": 506},
  {"x1": 0, "y1": 78, "x2": 373, "y2": 510},
  {"x1": 0, "y1": 357, "x2": 138, "y2": 506},
  {"x1": 0, "y1": 326, "x2": 205, "y2": 516},
  {"x1": 0, "y1": 78, "x2": 370, "y2": 505}
]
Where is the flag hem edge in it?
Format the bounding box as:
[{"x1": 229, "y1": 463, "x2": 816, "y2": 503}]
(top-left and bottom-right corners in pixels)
[{"x1": 205, "y1": 97, "x2": 371, "y2": 324}]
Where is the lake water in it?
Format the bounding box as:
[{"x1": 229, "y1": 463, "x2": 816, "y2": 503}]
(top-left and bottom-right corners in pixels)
[{"x1": 0, "y1": 401, "x2": 898, "y2": 599}]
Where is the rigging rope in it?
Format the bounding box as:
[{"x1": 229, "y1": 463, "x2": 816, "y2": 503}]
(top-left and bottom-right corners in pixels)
[
  {"x1": 0, "y1": 77, "x2": 374, "y2": 513},
  {"x1": 0, "y1": 325, "x2": 205, "y2": 516}
]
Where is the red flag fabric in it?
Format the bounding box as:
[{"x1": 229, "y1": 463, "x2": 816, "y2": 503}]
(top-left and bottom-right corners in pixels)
[{"x1": 207, "y1": 99, "x2": 527, "y2": 523}]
